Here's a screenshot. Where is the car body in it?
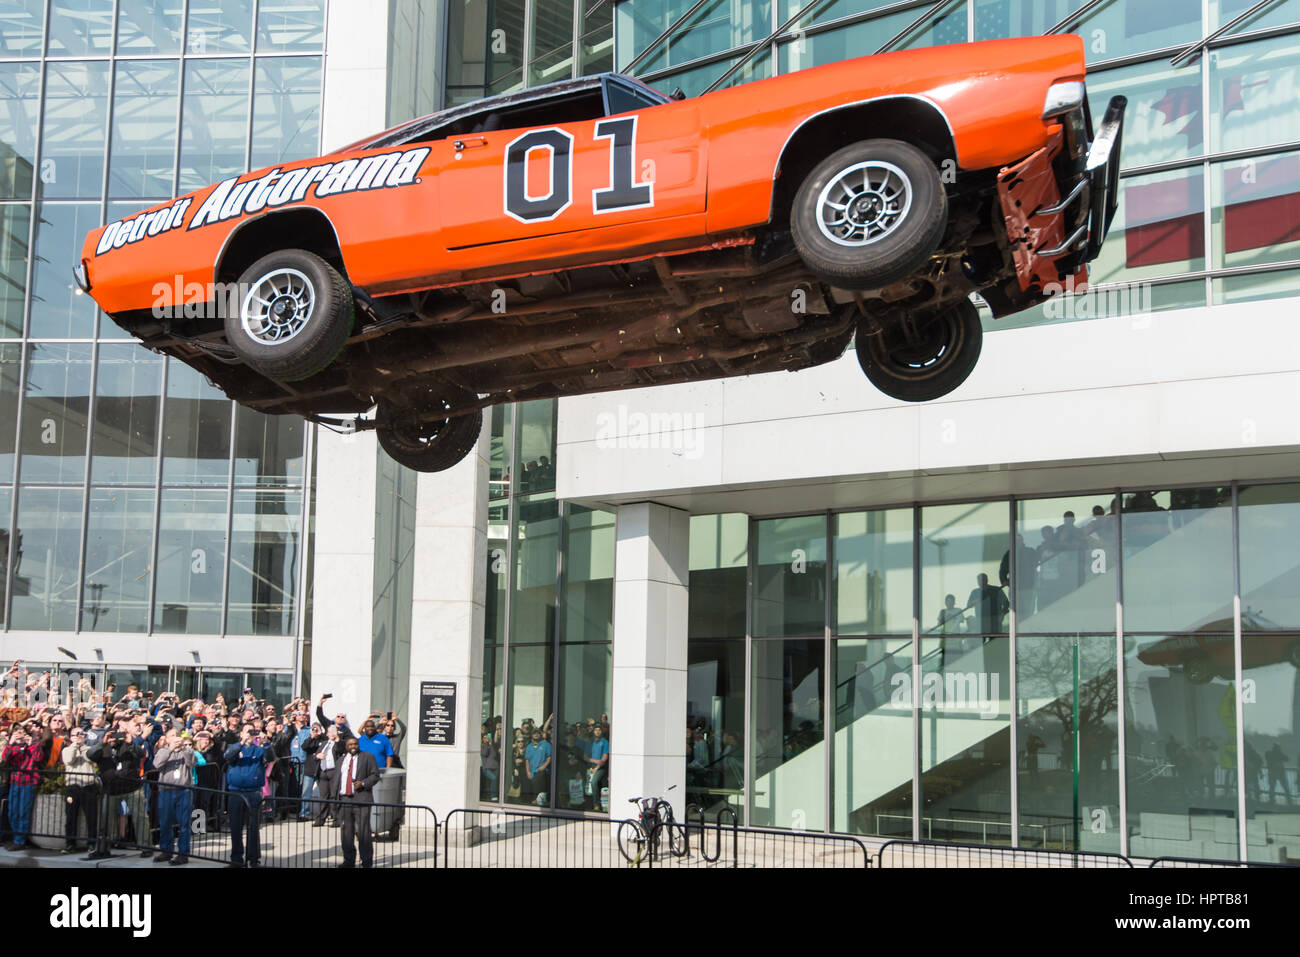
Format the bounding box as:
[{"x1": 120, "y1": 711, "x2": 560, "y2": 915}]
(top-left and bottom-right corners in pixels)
[
  {"x1": 1136, "y1": 616, "x2": 1300, "y2": 683},
  {"x1": 78, "y1": 34, "x2": 1125, "y2": 471}
]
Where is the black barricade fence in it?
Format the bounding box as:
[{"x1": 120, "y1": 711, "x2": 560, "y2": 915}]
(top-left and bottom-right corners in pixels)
[
  {"x1": 1, "y1": 769, "x2": 439, "y2": 867},
  {"x1": 874, "y1": 838, "x2": 1134, "y2": 868},
  {"x1": 442, "y1": 808, "x2": 629, "y2": 868},
  {"x1": 640, "y1": 818, "x2": 870, "y2": 868},
  {"x1": 1146, "y1": 856, "x2": 1296, "y2": 868}
]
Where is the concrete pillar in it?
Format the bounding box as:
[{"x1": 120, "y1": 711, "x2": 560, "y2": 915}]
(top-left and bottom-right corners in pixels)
[
  {"x1": 309, "y1": 429, "x2": 378, "y2": 718},
  {"x1": 403, "y1": 423, "x2": 490, "y2": 820},
  {"x1": 610, "y1": 503, "x2": 690, "y2": 821}
]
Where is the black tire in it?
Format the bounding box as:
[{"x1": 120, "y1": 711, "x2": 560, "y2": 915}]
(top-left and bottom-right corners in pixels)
[
  {"x1": 666, "y1": 817, "x2": 689, "y2": 858},
  {"x1": 616, "y1": 820, "x2": 644, "y2": 864},
  {"x1": 855, "y1": 297, "x2": 982, "y2": 402},
  {"x1": 791, "y1": 139, "x2": 947, "y2": 291},
  {"x1": 226, "y1": 249, "x2": 353, "y2": 381},
  {"x1": 1185, "y1": 654, "x2": 1215, "y2": 685},
  {"x1": 376, "y1": 396, "x2": 483, "y2": 473}
]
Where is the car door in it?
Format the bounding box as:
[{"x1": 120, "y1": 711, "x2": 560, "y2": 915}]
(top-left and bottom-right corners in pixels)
[{"x1": 438, "y1": 77, "x2": 706, "y2": 252}]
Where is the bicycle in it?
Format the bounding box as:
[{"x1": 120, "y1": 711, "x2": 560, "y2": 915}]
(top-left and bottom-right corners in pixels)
[{"x1": 616, "y1": 788, "x2": 688, "y2": 865}]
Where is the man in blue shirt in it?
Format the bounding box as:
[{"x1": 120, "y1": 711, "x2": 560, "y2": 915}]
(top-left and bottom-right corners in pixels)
[
  {"x1": 223, "y1": 727, "x2": 269, "y2": 867},
  {"x1": 524, "y1": 729, "x2": 552, "y2": 806},
  {"x1": 356, "y1": 718, "x2": 395, "y2": 769},
  {"x1": 586, "y1": 724, "x2": 609, "y2": 810}
]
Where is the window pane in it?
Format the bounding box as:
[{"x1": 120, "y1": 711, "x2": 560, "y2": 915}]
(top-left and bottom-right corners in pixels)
[
  {"x1": 0, "y1": 0, "x2": 44, "y2": 57},
  {"x1": 108, "y1": 60, "x2": 179, "y2": 199},
  {"x1": 511, "y1": 497, "x2": 558, "y2": 643},
  {"x1": 89, "y1": 344, "x2": 162, "y2": 485},
  {"x1": 1016, "y1": 635, "x2": 1120, "y2": 851},
  {"x1": 921, "y1": 501, "x2": 1009, "y2": 638},
  {"x1": 918, "y1": 633, "x2": 1012, "y2": 843},
  {"x1": 1241, "y1": 631, "x2": 1300, "y2": 862},
  {"x1": 753, "y1": 514, "x2": 826, "y2": 638},
  {"x1": 246, "y1": 671, "x2": 292, "y2": 702},
  {"x1": 1122, "y1": 487, "x2": 1233, "y2": 632},
  {"x1": 555, "y1": 642, "x2": 611, "y2": 811},
  {"x1": 1210, "y1": 33, "x2": 1300, "y2": 154},
  {"x1": 486, "y1": 535, "x2": 506, "y2": 644},
  {"x1": 564, "y1": 506, "x2": 613, "y2": 642},
  {"x1": 1016, "y1": 494, "x2": 1118, "y2": 633},
  {"x1": 834, "y1": 507, "x2": 913, "y2": 636},
  {"x1": 184, "y1": 0, "x2": 254, "y2": 53},
  {"x1": 154, "y1": 487, "x2": 227, "y2": 634},
  {"x1": 751, "y1": 638, "x2": 824, "y2": 830},
  {"x1": 1239, "y1": 483, "x2": 1300, "y2": 630},
  {"x1": 20, "y1": 342, "x2": 92, "y2": 483},
  {"x1": 0, "y1": 204, "x2": 29, "y2": 335},
  {"x1": 778, "y1": 10, "x2": 916, "y2": 71},
  {"x1": 47, "y1": 0, "x2": 114, "y2": 55},
  {"x1": 249, "y1": 56, "x2": 322, "y2": 170},
  {"x1": 0, "y1": 63, "x2": 39, "y2": 198},
  {"x1": 225, "y1": 489, "x2": 300, "y2": 635},
  {"x1": 233, "y1": 404, "x2": 304, "y2": 486},
  {"x1": 687, "y1": 639, "x2": 745, "y2": 823},
  {"x1": 480, "y1": 643, "x2": 503, "y2": 801},
  {"x1": 1074, "y1": 0, "x2": 1201, "y2": 64},
  {"x1": 902, "y1": 1, "x2": 967, "y2": 48},
  {"x1": 40, "y1": 61, "x2": 110, "y2": 198},
  {"x1": 81, "y1": 486, "x2": 154, "y2": 632},
  {"x1": 0, "y1": 342, "x2": 18, "y2": 481},
  {"x1": 991, "y1": 277, "x2": 1207, "y2": 331},
  {"x1": 1125, "y1": 634, "x2": 1238, "y2": 861},
  {"x1": 256, "y1": 0, "x2": 325, "y2": 52},
  {"x1": 179, "y1": 58, "x2": 251, "y2": 192},
  {"x1": 1213, "y1": 268, "x2": 1300, "y2": 304},
  {"x1": 1091, "y1": 168, "x2": 1205, "y2": 286},
  {"x1": 973, "y1": 0, "x2": 1071, "y2": 39},
  {"x1": 1214, "y1": 0, "x2": 1300, "y2": 32},
  {"x1": 505, "y1": 643, "x2": 554, "y2": 808},
  {"x1": 115, "y1": 0, "x2": 183, "y2": 54},
  {"x1": 161, "y1": 358, "x2": 231, "y2": 485},
  {"x1": 0, "y1": 486, "x2": 9, "y2": 622},
  {"x1": 833, "y1": 636, "x2": 913, "y2": 837},
  {"x1": 10, "y1": 485, "x2": 83, "y2": 630},
  {"x1": 516, "y1": 399, "x2": 555, "y2": 494},
  {"x1": 688, "y1": 513, "x2": 747, "y2": 639},
  {"x1": 1087, "y1": 59, "x2": 1203, "y2": 168},
  {"x1": 29, "y1": 202, "x2": 101, "y2": 337},
  {"x1": 1213, "y1": 152, "x2": 1300, "y2": 271}
]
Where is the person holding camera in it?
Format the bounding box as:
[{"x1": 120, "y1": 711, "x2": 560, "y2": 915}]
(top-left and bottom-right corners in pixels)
[
  {"x1": 1, "y1": 725, "x2": 45, "y2": 850},
  {"x1": 60, "y1": 727, "x2": 98, "y2": 853},
  {"x1": 88, "y1": 721, "x2": 149, "y2": 855},
  {"x1": 152, "y1": 730, "x2": 197, "y2": 865},
  {"x1": 223, "y1": 726, "x2": 269, "y2": 867}
]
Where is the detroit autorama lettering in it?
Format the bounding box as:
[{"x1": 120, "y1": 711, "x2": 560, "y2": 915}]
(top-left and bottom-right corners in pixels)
[{"x1": 95, "y1": 146, "x2": 431, "y2": 255}]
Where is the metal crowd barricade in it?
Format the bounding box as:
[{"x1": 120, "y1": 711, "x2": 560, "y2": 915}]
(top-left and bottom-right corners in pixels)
[
  {"x1": 441, "y1": 807, "x2": 626, "y2": 867},
  {"x1": 874, "y1": 837, "x2": 1134, "y2": 868}
]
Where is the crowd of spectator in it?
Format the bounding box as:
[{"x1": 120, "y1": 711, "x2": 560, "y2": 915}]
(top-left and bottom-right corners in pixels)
[
  {"x1": 0, "y1": 662, "x2": 404, "y2": 867},
  {"x1": 480, "y1": 712, "x2": 610, "y2": 810}
]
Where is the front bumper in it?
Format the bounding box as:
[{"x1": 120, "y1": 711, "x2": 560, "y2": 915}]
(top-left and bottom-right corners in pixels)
[{"x1": 997, "y1": 93, "x2": 1127, "y2": 292}]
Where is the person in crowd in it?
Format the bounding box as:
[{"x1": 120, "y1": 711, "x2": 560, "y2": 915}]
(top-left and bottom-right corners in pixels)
[
  {"x1": 334, "y1": 736, "x2": 380, "y2": 868},
  {"x1": 298, "y1": 722, "x2": 323, "y2": 819},
  {"x1": 152, "y1": 730, "x2": 197, "y2": 865},
  {"x1": 306, "y1": 723, "x2": 341, "y2": 827},
  {"x1": 193, "y1": 730, "x2": 223, "y2": 832},
  {"x1": 964, "y1": 572, "x2": 1009, "y2": 635},
  {"x1": 524, "y1": 728, "x2": 552, "y2": 806},
  {"x1": 224, "y1": 726, "x2": 270, "y2": 868},
  {"x1": 586, "y1": 723, "x2": 609, "y2": 810},
  {"x1": 356, "y1": 717, "x2": 395, "y2": 769},
  {"x1": 2, "y1": 726, "x2": 45, "y2": 850},
  {"x1": 60, "y1": 726, "x2": 98, "y2": 853}
]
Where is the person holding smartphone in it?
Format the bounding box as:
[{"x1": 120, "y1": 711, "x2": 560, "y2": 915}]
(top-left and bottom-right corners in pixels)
[{"x1": 223, "y1": 726, "x2": 269, "y2": 867}]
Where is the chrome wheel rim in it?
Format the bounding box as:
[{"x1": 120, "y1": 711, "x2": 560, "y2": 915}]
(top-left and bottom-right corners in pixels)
[
  {"x1": 241, "y1": 268, "x2": 316, "y2": 345},
  {"x1": 815, "y1": 160, "x2": 912, "y2": 247}
]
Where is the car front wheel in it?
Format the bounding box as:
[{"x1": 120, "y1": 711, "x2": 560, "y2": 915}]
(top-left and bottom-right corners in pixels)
[
  {"x1": 855, "y1": 297, "x2": 982, "y2": 402},
  {"x1": 791, "y1": 138, "x2": 947, "y2": 291},
  {"x1": 376, "y1": 395, "x2": 483, "y2": 473},
  {"x1": 226, "y1": 249, "x2": 354, "y2": 381}
]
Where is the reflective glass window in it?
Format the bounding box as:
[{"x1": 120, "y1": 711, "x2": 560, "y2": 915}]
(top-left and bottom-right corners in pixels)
[
  {"x1": 753, "y1": 514, "x2": 827, "y2": 638},
  {"x1": 250, "y1": 56, "x2": 322, "y2": 171},
  {"x1": 778, "y1": 9, "x2": 916, "y2": 73},
  {"x1": 504, "y1": 642, "x2": 554, "y2": 808},
  {"x1": 256, "y1": 0, "x2": 326, "y2": 52},
  {"x1": 480, "y1": 642, "x2": 504, "y2": 801},
  {"x1": 154, "y1": 487, "x2": 227, "y2": 634},
  {"x1": 833, "y1": 508, "x2": 913, "y2": 636},
  {"x1": 751, "y1": 638, "x2": 825, "y2": 830},
  {"x1": 225, "y1": 489, "x2": 300, "y2": 635},
  {"x1": 1238, "y1": 483, "x2": 1300, "y2": 631},
  {"x1": 89, "y1": 344, "x2": 162, "y2": 486},
  {"x1": 1210, "y1": 33, "x2": 1300, "y2": 153},
  {"x1": 184, "y1": 0, "x2": 254, "y2": 54},
  {"x1": 1089, "y1": 167, "x2": 1205, "y2": 286},
  {"x1": 233, "y1": 405, "x2": 305, "y2": 486},
  {"x1": 1122, "y1": 487, "x2": 1233, "y2": 633},
  {"x1": 511, "y1": 497, "x2": 558, "y2": 643},
  {"x1": 1212, "y1": 151, "x2": 1300, "y2": 271},
  {"x1": 689, "y1": 513, "x2": 748, "y2": 639},
  {"x1": 564, "y1": 506, "x2": 613, "y2": 643},
  {"x1": 47, "y1": 0, "x2": 114, "y2": 55},
  {"x1": 1074, "y1": 0, "x2": 1201, "y2": 64},
  {"x1": 0, "y1": 342, "x2": 19, "y2": 481},
  {"x1": 108, "y1": 60, "x2": 180, "y2": 199},
  {"x1": 1016, "y1": 494, "x2": 1118, "y2": 633},
  {"x1": 81, "y1": 486, "x2": 154, "y2": 633},
  {"x1": 555, "y1": 642, "x2": 611, "y2": 811},
  {"x1": 0, "y1": 62, "x2": 39, "y2": 198},
  {"x1": 20, "y1": 342, "x2": 92, "y2": 484},
  {"x1": 516, "y1": 400, "x2": 555, "y2": 495},
  {"x1": 0, "y1": 204, "x2": 30, "y2": 336},
  {"x1": 921, "y1": 501, "x2": 1009, "y2": 639},
  {"x1": 10, "y1": 485, "x2": 84, "y2": 630},
  {"x1": 39, "y1": 60, "x2": 110, "y2": 199},
  {"x1": 29, "y1": 202, "x2": 100, "y2": 337},
  {"x1": 161, "y1": 358, "x2": 232, "y2": 485},
  {"x1": 687, "y1": 639, "x2": 745, "y2": 823},
  {"x1": 1087, "y1": 59, "x2": 1203, "y2": 168},
  {"x1": 0, "y1": 0, "x2": 44, "y2": 57},
  {"x1": 1241, "y1": 629, "x2": 1300, "y2": 862},
  {"x1": 115, "y1": 0, "x2": 183, "y2": 55},
  {"x1": 179, "y1": 58, "x2": 251, "y2": 192}
]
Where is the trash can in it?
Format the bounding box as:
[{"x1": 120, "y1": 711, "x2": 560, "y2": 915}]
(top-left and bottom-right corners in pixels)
[{"x1": 370, "y1": 768, "x2": 406, "y2": 839}]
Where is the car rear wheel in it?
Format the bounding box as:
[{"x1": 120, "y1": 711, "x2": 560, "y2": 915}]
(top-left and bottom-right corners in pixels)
[
  {"x1": 227, "y1": 249, "x2": 353, "y2": 381},
  {"x1": 791, "y1": 139, "x2": 947, "y2": 290},
  {"x1": 376, "y1": 395, "x2": 483, "y2": 473},
  {"x1": 855, "y1": 297, "x2": 982, "y2": 402},
  {"x1": 1184, "y1": 653, "x2": 1215, "y2": 685}
]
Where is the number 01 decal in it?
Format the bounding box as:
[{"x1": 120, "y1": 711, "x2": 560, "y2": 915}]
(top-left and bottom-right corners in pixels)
[{"x1": 503, "y1": 117, "x2": 654, "y2": 223}]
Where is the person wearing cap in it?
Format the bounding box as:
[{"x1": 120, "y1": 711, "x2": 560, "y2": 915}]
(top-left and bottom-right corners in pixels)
[
  {"x1": 152, "y1": 730, "x2": 196, "y2": 864},
  {"x1": 61, "y1": 726, "x2": 98, "y2": 853}
]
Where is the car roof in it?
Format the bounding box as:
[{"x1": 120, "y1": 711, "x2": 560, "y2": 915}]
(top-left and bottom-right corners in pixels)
[{"x1": 343, "y1": 73, "x2": 670, "y2": 152}]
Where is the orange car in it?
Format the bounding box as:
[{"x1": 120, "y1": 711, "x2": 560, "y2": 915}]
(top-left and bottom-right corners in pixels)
[{"x1": 78, "y1": 35, "x2": 1125, "y2": 472}]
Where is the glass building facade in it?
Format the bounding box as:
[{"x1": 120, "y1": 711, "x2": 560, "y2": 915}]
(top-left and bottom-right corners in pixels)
[
  {"x1": 0, "y1": 0, "x2": 326, "y2": 690},
  {"x1": 436, "y1": 0, "x2": 1300, "y2": 861}
]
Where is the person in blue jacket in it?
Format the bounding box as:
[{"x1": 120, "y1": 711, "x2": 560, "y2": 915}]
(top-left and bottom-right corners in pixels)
[{"x1": 223, "y1": 726, "x2": 270, "y2": 868}]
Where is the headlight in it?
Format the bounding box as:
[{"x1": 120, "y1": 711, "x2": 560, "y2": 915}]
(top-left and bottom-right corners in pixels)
[
  {"x1": 72, "y1": 262, "x2": 90, "y2": 293},
  {"x1": 1042, "y1": 80, "x2": 1085, "y2": 119}
]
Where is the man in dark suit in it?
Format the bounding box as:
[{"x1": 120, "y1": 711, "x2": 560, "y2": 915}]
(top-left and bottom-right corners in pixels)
[{"x1": 334, "y1": 736, "x2": 380, "y2": 868}]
